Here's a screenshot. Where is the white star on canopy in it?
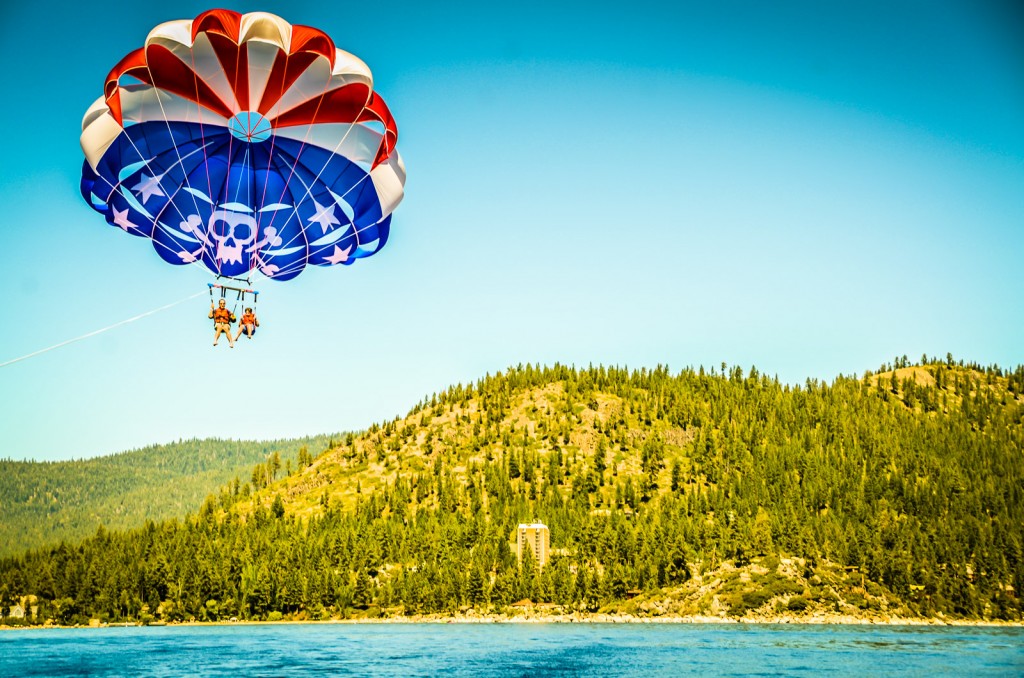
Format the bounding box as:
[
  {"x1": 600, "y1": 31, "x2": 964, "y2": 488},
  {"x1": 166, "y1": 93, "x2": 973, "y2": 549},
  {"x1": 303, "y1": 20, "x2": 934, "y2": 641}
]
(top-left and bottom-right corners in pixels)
[
  {"x1": 323, "y1": 244, "x2": 353, "y2": 265},
  {"x1": 112, "y1": 207, "x2": 137, "y2": 232},
  {"x1": 132, "y1": 173, "x2": 166, "y2": 204},
  {"x1": 307, "y1": 199, "x2": 341, "y2": 234}
]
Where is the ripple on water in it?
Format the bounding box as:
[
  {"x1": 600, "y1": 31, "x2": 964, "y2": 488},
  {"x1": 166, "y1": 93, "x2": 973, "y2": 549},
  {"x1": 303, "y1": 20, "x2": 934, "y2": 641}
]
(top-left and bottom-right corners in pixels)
[{"x1": 1, "y1": 623, "x2": 1022, "y2": 677}]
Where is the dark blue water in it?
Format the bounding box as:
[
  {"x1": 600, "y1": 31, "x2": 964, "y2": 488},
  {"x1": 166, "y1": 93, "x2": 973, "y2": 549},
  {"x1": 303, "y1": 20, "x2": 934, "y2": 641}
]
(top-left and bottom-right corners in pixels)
[{"x1": 1, "y1": 623, "x2": 1022, "y2": 676}]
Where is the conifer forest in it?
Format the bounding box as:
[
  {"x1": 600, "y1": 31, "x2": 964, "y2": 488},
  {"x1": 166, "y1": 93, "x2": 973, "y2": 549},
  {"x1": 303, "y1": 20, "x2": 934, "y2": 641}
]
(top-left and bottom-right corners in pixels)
[{"x1": 2, "y1": 357, "x2": 1022, "y2": 625}]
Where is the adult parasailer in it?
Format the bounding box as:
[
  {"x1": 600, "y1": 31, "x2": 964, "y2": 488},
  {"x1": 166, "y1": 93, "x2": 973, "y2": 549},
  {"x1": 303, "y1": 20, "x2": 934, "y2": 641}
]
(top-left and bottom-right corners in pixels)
[{"x1": 80, "y1": 9, "x2": 405, "y2": 283}]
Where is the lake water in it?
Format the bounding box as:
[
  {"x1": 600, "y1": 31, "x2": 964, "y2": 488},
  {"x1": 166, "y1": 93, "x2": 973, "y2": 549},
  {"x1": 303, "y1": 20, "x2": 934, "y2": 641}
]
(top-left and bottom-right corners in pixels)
[{"x1": 1, "y1": 623, "x2": 1022, "y2": 676}]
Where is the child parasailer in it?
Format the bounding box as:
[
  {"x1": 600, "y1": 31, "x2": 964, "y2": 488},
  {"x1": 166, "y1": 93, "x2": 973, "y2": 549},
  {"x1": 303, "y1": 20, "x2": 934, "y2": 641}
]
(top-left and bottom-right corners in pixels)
[{"x1": 235, "y1": 307, "x2": 259, "y2": 341}]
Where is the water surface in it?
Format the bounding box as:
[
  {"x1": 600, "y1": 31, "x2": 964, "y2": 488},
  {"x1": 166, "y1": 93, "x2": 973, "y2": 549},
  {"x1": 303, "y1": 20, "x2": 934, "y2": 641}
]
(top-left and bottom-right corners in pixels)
[{"x1": 2, "y1": 623, "x2": 1022, "y2": 676}]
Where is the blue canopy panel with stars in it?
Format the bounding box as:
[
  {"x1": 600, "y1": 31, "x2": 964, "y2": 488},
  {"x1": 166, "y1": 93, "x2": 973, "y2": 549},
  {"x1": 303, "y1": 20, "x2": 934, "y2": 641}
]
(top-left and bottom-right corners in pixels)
[{"x1": 79, "y1": 9, "x2": 405, "y2": 282}]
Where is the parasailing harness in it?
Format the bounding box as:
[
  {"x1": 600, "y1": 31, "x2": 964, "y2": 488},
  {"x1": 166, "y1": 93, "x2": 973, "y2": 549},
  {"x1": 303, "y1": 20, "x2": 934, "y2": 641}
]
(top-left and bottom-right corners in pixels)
[{"x1": 209, "y1": 276, "x2": 259, "y2": 326}]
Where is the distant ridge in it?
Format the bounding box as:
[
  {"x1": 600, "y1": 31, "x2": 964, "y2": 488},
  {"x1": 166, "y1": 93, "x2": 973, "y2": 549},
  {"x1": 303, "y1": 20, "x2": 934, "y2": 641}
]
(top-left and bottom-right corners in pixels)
[{"x1": 0, "y1": 434, "x2": 342, "y2": 557}]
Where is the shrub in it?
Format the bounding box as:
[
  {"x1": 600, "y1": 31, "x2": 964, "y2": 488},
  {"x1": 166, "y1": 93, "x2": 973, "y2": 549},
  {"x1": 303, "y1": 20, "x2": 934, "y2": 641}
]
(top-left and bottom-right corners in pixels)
[
  {"x1": 765, "y1": 578, "x2": 803, "y2": 597},
  {"x1": 742, "y1": 589, "x2": 773, "y2": 610},
  {"x1": 846, "y1": 592, "x2": 868, "y2": 609},
  {"x1": 787, "y1": 596, "x2": 808, "y2": 612}
]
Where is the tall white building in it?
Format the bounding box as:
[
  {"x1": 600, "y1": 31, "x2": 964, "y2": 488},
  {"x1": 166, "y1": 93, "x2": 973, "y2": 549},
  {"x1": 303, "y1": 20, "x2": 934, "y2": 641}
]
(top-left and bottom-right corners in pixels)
[{"x1": 517, "y1": 522, "x2": 550, "y2": 569}]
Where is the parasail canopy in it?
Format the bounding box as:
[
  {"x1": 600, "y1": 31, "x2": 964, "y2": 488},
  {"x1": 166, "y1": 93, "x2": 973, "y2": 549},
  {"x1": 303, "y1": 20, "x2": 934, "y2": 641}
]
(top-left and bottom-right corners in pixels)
[{"x1": 80, "y1": 9, "x2": 405, "y2": 281}]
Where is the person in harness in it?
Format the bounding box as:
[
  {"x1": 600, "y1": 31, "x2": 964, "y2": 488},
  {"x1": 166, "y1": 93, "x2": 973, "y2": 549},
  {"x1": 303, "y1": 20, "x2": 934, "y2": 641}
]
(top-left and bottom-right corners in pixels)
[
  {"x1": 235, "y1": 307, "x2": 260, "y2": 341},
  {"x1": 209, "y1": 298, "x2": 235, "y2": 348}
]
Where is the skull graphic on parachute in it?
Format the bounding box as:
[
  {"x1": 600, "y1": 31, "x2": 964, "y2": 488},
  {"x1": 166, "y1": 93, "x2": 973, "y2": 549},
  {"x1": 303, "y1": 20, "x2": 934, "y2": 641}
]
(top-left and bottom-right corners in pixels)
[{"x1": 79, "y1": 8, "x2": 405, "y2": 284}]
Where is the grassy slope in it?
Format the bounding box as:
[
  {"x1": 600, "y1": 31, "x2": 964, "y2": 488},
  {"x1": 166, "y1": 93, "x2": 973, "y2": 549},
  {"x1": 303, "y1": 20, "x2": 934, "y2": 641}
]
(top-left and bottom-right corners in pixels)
[
  {"x1": 247, "y1": 382, "x2": 659, "y2": 516},
  {"x1": 225, "y1": 364, "x2": 1022, "y2": 620},
  {"x1": 250, "y1": 365, "x2": 1022, "y2": 517}
]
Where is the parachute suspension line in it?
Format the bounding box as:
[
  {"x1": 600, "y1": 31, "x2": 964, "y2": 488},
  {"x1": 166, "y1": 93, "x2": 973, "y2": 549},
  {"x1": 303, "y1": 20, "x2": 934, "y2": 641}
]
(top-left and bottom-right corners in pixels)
[
  {"x1": 247, "y1": 163, "x2": 382, "y2": 285},
  {"x1": 208, "y1": 283, "x2": 259, "y2": 310},
  {"x1": 244, "y1": 201, "x2": 387, "y2": 286},
  {"x1": 214, "y1": 81, "x2": 239, "y2": 282},
  {"x1": 263, "y1": 49, "x2": 338, "y2": 217},
  {"x1": 182, "y1": 44, "x2": 234, "y2": 282},
  {"x1": 253, "y1": 48, "x2": 291, "y2": 264},
  {"x1": 145, "y1": 58, "x2": 220, "y2": 279},
  {"x1": 257, "y1": 56, "x2": 349, "y2": 267},
  {"x1": 186, "y1": 46, "x2": 216, "y2": 225},
  {"x1": 245, "y1": 142, "x2": 257, "y2": 281},
  {"x1": 246, "y1": 212, "x2": 383, "y2": 285},
  {"x1": 136, "y1": 63, "x2": 209, "y2": 276},
  {"x1": 259, "y1": 82, "x2": 384, "y2": 278},
  {"x1": 264, "y1": 126, "x2": 371, "y2": 265},
  {"x1": 0, "y1": 290, "x2": 207, "y2": 370},
  {"x1": 109, "y1": 123, "x2": 186, "y2": 253},
  {"x1": 290, "y1": 86, "x2": 390, "y2": 223},
  {"x1": 221, "y1": 34, "x2": 247, "y2": 282},
  {"x1": 111, "y1": 91, "x2": 215, "y2": 283}
]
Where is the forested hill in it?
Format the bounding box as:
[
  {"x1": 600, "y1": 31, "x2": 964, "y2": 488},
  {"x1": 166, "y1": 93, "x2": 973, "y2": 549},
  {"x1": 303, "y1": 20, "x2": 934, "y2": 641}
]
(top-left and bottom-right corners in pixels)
[
  {"x1": 2, "y1": 357, "x2": 1023, "y2": 625},
  {"x1": 0, "y1": 435, "x2": 341, "y2": 557}
]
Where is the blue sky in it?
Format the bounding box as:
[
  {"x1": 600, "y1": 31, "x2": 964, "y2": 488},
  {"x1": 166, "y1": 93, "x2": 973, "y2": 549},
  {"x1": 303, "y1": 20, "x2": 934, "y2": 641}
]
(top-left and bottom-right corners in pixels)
[{"x1": 1, "y1": 0, "x2": 1021, "y2": 461}]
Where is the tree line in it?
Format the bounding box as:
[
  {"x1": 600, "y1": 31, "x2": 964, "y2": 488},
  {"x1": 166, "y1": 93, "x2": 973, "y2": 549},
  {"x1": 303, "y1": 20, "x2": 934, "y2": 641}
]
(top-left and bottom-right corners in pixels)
[
  {"x1": 0, "y1": 435, "x2": 342, "y2": 558},
  {"x1": 1, "y1": 357, "x2": 1021, "y2": 623}
]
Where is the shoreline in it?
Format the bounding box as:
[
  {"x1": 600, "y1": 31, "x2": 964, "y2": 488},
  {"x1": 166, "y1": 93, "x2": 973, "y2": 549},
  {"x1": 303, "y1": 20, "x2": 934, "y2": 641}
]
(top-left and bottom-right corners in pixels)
[{"x1": 4, "y1": 612, "x2": 1022, "y2": 630}]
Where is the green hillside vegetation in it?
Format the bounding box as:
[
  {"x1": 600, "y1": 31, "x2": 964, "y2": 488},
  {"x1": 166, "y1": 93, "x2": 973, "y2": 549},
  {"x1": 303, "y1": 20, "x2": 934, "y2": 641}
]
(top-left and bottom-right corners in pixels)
[
  {"x1": 2, "y1": 356, "x2": 1022, "y2": 625},
  {"x1": 0, "y1": 435, "x2": 341, "y2": 558}
]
